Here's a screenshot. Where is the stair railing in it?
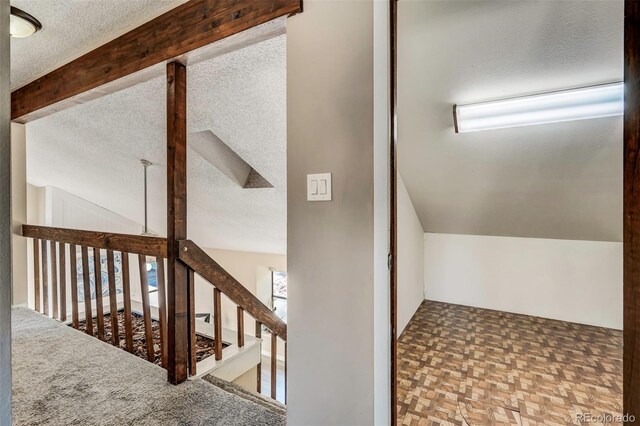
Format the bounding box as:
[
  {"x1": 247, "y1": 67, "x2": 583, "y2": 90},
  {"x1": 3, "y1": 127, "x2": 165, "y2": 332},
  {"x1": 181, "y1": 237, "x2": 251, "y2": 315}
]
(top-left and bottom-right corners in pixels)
[
  {"x1": 22, "y1": 225, "x2": 287, "y2": 403},
  {"x1": 178, "y1": 239, "x2": 287, "y2": 402},
  {"x1": 23, "y1": 224, "x2": 169, "y2": 365}
]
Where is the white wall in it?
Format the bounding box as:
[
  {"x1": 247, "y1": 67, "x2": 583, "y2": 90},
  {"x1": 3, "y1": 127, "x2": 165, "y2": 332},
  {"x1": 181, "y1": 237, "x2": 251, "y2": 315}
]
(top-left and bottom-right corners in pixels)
[
  {"x1": 424, "y1": 233, "x2": 622, "y2": 329},
  {"x1": 26, "y1": 184, "x2": 45, "y2": 226},
  {"x1": 193, "y1": 247, "x2": 286, "y2": 358},
  {"x1": 287, "y1": 1, "x2": 390, "y2": 424},
  {"x1": 44, "y1": 185, "x2": 142, "y2": 234},
  {"x1": 397, "y1": 176, "x2": 424, "y2": 335},
  {"x1": 26, "y1": 185, "x2": 147, "y2": 314}
]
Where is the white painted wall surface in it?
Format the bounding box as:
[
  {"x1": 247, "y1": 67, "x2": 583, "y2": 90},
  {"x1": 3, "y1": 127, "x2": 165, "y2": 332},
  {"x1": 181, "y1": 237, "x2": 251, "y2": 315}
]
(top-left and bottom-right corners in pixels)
[
  {"x1": 45, "y1": 185, "x2": 142, "y2": 234},
  {"x1": 424, "y1": 233, "x2": 622, "y2": 329},
  {"x1": 397, "y1": 176, "x2": 424, "y2": 335},
  {"x1": 193, "y1": 247, "x2": 286, "y2": 358},
  {"x1": 26, "y1": 185, "x2": 148, "y2": 313}
]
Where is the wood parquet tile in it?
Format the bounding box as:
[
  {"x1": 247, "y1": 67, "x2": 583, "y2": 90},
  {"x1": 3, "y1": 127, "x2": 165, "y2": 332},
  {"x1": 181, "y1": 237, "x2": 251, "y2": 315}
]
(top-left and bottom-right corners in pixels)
[{"x1": 397, "y1": 301, "x2": 623, "y2": 425}]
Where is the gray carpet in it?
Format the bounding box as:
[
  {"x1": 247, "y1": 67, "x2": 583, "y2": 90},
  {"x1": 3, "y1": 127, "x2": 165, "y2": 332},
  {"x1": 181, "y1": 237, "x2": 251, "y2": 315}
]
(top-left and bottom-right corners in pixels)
[
  {"x1": 202, "y1": 375, "x2": 286, "y2": 417},
  {"x1": 11, "y1": 307, "x2": 285, "y2": 426}
]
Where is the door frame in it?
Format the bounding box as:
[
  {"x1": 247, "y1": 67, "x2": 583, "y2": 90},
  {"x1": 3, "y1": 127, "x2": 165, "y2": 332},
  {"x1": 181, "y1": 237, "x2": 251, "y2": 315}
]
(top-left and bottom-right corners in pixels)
[
  {"x1": 389, "y1": 0, "x2": 398, "y2": 424},
  {"x1": 624, "y1": 0, "x2": 640, "y2": 420},
  {"x1": 391, "y1": 0, "x2": 640, "y2": 423}
]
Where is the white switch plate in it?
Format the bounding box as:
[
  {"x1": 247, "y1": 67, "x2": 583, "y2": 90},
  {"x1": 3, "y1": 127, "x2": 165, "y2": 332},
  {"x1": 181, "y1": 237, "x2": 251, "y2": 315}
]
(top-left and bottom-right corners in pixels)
[{"x1": 307, "y1": 173, "x2": 332, "y2": 201}]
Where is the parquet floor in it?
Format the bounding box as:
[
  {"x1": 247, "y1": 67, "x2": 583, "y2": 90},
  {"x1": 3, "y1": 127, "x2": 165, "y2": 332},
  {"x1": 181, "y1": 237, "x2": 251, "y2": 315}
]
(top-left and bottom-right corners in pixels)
[{"x1": 397, "y1": 301, "x2": 623, "y2": 425}]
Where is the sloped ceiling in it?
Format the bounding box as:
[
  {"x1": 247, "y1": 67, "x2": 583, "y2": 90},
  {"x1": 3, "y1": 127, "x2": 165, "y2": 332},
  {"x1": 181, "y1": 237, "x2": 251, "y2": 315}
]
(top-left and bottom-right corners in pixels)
[
  {"x1": 25, "y1": 34, "x2": 287, "y2": 254},
  {"x1": 398, "y1": 0, "x2": 623, "y2": 242}
]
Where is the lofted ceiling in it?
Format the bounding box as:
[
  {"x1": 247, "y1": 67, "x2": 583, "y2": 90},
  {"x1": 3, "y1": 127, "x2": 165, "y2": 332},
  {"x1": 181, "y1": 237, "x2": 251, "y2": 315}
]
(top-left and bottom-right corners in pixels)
[
  {"x1": 10, "y1": 0, "x2": 186, "y2": 91},
  {"x1": 398, "y1": 0, "x2": 623, "y2": 242},
  {"x1": 16, "y1": 6, "x2": 287, "y2": 254}
]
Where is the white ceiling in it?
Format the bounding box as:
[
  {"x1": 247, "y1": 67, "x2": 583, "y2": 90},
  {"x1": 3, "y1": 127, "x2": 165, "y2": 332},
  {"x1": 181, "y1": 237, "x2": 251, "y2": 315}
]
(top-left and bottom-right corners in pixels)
[
  {"x1": 10, "y1": 0, "x2": 186, "y2": 90},
  {"x1": 398, "y1": 0, "x2": 623, "y2": 242},
  {"x1": 24, "y1": 33, "x2": 287, "y2": 254}
]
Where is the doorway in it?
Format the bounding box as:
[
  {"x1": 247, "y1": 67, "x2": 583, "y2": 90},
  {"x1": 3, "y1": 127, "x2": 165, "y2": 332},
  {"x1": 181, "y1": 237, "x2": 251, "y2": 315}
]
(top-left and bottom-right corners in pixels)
[{"x1": 391, "y1": 0, "x2": 639, "y2": 423}]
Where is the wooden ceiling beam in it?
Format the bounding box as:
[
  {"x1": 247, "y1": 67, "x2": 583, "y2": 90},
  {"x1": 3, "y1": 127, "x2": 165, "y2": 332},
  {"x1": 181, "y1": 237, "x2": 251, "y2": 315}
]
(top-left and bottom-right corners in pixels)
[{"x1": 11, "y1": 0, "x2": 302, "y2": 122}]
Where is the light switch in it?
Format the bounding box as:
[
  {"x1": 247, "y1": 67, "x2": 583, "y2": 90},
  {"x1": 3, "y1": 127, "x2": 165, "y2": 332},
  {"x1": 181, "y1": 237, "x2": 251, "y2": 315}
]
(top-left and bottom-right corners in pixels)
[
  {"x1": 307, "y1": 173, "x2": 332, "y2": 201},
  {"x1": 319, "y1": 179, "x2": 327, "y2": 195}
]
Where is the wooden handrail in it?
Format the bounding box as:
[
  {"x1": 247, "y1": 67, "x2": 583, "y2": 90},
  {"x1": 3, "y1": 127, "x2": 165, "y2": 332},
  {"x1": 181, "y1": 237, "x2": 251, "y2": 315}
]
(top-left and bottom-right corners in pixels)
[
  {"x1": 22, "y1": 225, "x2": 167, "y2": 258},
  {"x1": 178, "y1": 239, "x2": 287, "y2": 340},
  {"x1": 24, "y1": 225, "x2": 286, "y2": 397}
]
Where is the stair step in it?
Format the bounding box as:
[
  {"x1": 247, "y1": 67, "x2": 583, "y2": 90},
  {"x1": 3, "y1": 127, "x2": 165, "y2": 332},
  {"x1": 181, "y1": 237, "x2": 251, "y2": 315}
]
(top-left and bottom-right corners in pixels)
[{"x1": 203, "y1": 375, "x2": 286, "y2": 417}]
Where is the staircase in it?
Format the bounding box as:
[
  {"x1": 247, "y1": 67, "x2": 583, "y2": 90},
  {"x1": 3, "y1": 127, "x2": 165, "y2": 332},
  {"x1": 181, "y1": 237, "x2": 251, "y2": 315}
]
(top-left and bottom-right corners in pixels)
[{"x1": 22, "y1": 224, "x2": 287, "y2": 403}]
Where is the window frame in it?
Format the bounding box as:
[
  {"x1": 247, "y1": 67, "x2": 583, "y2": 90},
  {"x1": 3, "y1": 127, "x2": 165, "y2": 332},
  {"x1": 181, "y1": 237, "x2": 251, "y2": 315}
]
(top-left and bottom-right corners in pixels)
[{"x1": 271, "y1": 270, "x2": 287, "y2": 322}]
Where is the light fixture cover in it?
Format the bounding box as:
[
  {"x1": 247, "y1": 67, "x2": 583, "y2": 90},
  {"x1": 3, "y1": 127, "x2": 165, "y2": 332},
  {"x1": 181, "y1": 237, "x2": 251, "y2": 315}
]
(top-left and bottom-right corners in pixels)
[
  {"x1": 10, "y1": 7, "x2": 42, "y2": 38},
  {"x1": 453, "y1": 82, "x2": 623, "y2": 133}
]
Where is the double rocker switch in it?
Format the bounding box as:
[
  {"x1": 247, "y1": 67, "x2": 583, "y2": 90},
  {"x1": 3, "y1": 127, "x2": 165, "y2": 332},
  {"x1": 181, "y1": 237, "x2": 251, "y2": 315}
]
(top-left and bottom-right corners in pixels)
[{"x1": 307, "y1": 173, "x2": 332, "y2": 201}]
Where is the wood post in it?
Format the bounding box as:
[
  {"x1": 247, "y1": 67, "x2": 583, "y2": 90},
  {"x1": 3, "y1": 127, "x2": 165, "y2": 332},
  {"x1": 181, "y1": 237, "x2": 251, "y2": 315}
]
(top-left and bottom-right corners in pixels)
[
  {"x1": 93, "y1": 248, "x2": 105, "y2": 340},
  {"x1": 625, "y1": 0, "x2": 640, "y2": 418},
  {"x1": 81, "y1": 246, "x2": 93, "y2": 336},
  {"x1": 33, "y1": 239, "x2": 40, "y2": 312},
  {"x1": 51, "y1": 241, "x2": 58, "y2": 320},
  {"x1": 106, "y1": 250, "x2": 119, "y2": 346},
  {"x1": 156, "y1": 256, "x2": 168, "y2": 368},
  {"x1": 166, "y1": 60, "x2": 189, "y2": 384},
  {"x1": 59, "y1": 243, "x2": 66, "y2": 322},
  {"x1": 256, "y1": 321, "x2": 262, "y2": 393},
  {"x1": 138, "y1": 255, "x2": 155, "y2": 362},
  {"x1": 213, "y1": 288, "x2": 223, "y2": 361},
  {"x1": 121, "y1": 253, "x2": 134, "y2": 353},
  {"x1": 237, "y1": 306, "x2": 245, "y2": 347},
  {"x1": 41, "y1": 240, "x2": 49, "y2": 316},
  {"x1": 188, "y1": 268, "x2": 197, "y2": 376},
  {"x1": 271, "y1": 333, "x2": 277, "y2": 399},
  {"x1": 69, "y1": 244, "x2": 79, "y2": 328}
]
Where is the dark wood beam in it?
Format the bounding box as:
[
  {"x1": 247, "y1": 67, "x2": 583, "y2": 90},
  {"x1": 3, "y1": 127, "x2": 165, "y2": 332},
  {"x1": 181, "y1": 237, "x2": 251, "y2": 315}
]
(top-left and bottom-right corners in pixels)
[
  {"x1": 166, "y1": 61, "x2": 189, "y2": 384},
  {"x1": 625, "y1": 0, "x2": 640, "y2": 419},
  {"x1": 11, "y1": 0, "x2": 302, "y2": 122}
]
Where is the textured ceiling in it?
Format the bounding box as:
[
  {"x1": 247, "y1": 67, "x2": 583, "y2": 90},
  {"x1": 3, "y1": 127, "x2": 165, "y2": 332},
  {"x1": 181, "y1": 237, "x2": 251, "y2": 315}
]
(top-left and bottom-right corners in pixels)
[
  {"x1": 26, "y1": 35, "x2": 287, "y2": 254},
  {"x1": 398, "y1": 0, "x2": 623, "y2": 242},
  {"x1": 10, "y1": 0, "x2": 186, "y2": 90}
]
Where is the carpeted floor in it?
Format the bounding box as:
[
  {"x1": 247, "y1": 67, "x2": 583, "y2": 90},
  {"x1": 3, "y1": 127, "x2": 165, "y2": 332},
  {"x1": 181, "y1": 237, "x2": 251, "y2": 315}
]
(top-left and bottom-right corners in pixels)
[{"x1": 11, "y1": 307, "x2": 285, "y2": 426}]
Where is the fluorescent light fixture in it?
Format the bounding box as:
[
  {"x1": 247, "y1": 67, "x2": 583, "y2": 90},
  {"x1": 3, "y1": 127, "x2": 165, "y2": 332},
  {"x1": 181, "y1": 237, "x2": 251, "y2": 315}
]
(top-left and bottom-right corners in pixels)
[{"x1": 453, "y1": 82, "x2": 623, "y2": 133}]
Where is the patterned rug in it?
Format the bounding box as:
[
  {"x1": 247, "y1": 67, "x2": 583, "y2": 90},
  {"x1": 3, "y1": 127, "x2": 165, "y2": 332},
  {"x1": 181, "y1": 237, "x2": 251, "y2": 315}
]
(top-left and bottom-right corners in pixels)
[{"x1": 397, "y1": 300, "x2": 622, "y2": 425}]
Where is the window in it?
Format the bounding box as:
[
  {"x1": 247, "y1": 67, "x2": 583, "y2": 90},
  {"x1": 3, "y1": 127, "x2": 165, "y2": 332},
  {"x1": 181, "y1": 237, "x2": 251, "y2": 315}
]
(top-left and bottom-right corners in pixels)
[
  {"x1": 74, "y1": 252, "x2": 157, "y2": 300},
  {"x1": 76, "y1": 250, "x2": 124, "y2": 300},
  {"x1": 272, "y1": 271, "x2": 287, "y2": 323},
  {"x1": 146, "y1": 259, "x2": 158, "y2": 294}
]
